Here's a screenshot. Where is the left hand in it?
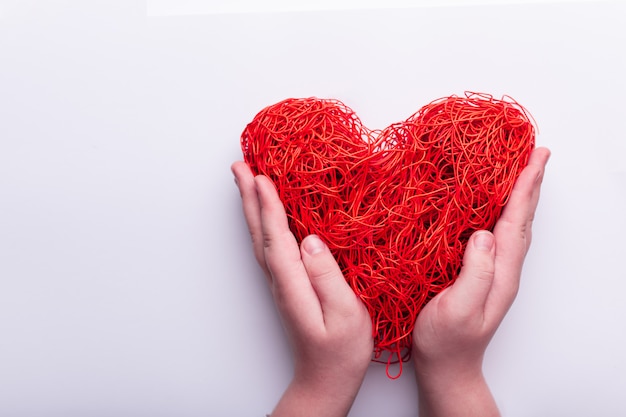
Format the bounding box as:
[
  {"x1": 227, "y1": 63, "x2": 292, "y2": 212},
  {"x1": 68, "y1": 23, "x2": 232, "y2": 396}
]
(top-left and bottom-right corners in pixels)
[{"x1": 232, "y1": 161, "x2": 373, "y2": 417}]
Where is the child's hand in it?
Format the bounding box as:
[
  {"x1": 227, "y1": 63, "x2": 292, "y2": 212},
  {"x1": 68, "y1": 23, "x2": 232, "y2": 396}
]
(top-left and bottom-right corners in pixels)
[
  {"x1": 232, "y1": 162, "x2": 373, "y2": 417},
  {"x1": 412, "y1": 147, "x2": 550, "y2": 417}
]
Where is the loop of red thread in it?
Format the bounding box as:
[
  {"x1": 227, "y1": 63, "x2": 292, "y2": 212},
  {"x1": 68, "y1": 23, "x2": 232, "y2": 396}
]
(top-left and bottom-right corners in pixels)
[{"x1": 240, "y1": 93, "x2": 535, "y2": 378}]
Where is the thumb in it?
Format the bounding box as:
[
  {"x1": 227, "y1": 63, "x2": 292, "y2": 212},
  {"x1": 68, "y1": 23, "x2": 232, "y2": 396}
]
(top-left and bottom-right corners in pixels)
[
  {"x1": 300, "y1": 235, "x2": 356, "y2": 316},
  {"x1": 446, "y1": 231, "x2": 496, "y2": 315}
]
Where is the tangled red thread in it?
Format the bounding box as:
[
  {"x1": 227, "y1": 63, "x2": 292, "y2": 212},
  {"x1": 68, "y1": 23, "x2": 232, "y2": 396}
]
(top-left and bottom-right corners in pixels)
[{"x1": 241, "y1": 93, "x2": 535, "y2": 378}]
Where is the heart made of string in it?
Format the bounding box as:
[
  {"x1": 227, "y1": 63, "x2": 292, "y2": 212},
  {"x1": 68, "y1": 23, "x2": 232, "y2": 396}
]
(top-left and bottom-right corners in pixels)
[{"x1": 241, "y1": 93, "x2": 534, "y2": 376}]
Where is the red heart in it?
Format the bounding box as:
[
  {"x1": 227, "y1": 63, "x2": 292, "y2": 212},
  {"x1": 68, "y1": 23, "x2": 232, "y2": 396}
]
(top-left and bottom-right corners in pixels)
[{"x1": 241, "y1": 93, "x2": 534, "y2": 375}]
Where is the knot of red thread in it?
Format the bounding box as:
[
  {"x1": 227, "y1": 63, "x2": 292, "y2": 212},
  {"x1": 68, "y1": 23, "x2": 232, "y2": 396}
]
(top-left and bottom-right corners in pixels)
[{"x1": 241, "y1": 93, "x2": 535, "y2": 378}]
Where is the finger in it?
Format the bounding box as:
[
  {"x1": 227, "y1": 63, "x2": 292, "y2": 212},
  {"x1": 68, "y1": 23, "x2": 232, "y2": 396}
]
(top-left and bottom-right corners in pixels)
[
  {"x1": 255, "y1": 176, "x2": 324, "y2": 326},
  {"x1": 486, "y1": 147, "x2": 550, "y2": 317},
  {"x1": 495, "y1": 147, "x2": 551, "y2": 257},
  {"x1": 231, "y1": 161, "x2": 269, "y2": 278},
  {"x1": 444, "y1": 231, "x2": 496, "y2": 318},
  {"x1": 300, "y1": 234, "x2": 359, "y2": 320},
  {"x1": 523, "y1": 147, "x2": 551, "y2": 246}
]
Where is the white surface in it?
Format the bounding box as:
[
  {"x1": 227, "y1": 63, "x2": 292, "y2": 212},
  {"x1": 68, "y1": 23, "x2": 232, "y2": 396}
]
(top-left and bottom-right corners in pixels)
[{"x1": 1, "y1": 1, "x2": 625, "y2": 416}]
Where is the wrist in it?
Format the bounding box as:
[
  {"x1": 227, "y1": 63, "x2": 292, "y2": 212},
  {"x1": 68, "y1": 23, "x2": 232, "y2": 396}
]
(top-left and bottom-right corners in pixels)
[
  {"x1": 271, "y1": 366, "x2": 367, "y2": 417},
  {"x1": 413, "y1": 359, "x2": 499, "y2": 417},
  {"x1": 415, "y1": 360, "x2": 484, "y2": 396},
  {"x1": 293, "y1": 362, "x2": 367, "y2": 403},
  {"x1": 414, "y1": 352, "x2": 483, "y2": 386}
]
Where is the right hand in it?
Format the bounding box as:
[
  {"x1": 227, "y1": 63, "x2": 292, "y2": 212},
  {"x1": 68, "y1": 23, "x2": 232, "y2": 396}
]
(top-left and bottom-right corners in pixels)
[{"x1": 412, "y1": 147, "x2": 550, "y2": 417}]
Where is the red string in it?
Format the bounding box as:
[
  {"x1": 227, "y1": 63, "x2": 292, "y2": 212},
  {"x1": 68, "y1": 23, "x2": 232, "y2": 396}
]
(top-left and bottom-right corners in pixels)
[{"x1": 241, "y1": 93, "x2": 535, "y2": 378}]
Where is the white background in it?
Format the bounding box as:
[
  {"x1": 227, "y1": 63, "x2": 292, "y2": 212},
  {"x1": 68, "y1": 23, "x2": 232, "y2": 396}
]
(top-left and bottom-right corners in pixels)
[{"x1": 1, "y1": 0, "x2": 625, "y2": 416}]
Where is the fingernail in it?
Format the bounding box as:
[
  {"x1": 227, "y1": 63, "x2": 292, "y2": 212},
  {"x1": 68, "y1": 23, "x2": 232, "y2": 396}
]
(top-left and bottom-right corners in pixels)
[
  {"x1": 474, "y1": 231, "x2": 494, "y2": 251},
  {"x1": 303, "y1": 235, "x2": 326, "y2": 255}
]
